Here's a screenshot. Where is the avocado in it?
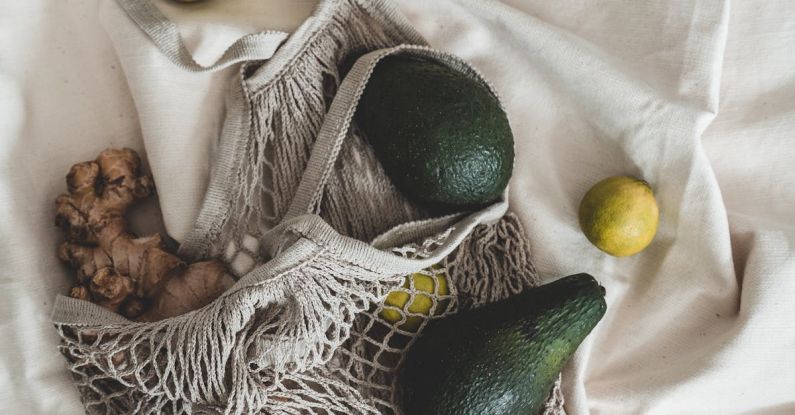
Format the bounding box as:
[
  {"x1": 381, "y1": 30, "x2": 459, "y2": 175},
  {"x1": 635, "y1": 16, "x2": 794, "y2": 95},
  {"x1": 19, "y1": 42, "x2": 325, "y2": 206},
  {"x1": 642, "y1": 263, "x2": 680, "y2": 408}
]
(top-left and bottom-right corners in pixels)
[
  {"x1": 402, "y1": 273, "x2": 606, "y2": 415},
  {"x1": 355, "y1": 54, "x2": 514, "y2": 211}
]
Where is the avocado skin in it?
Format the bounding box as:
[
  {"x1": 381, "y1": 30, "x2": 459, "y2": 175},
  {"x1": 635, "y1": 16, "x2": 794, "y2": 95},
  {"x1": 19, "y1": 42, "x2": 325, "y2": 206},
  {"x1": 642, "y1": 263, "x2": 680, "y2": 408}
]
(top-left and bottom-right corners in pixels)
[
  {"x1": 403, "y1": 273, "x2": 606, "y2": 415},
  {"x1": 355, "y1": 55, "x2": 514, "y2": 211}
]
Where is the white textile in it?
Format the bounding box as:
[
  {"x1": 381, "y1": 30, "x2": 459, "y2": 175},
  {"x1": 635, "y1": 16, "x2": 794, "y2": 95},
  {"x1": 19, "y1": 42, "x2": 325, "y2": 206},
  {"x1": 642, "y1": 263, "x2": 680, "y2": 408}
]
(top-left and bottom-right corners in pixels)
[{"x1": 0, "y1": 0, "x2": 793, "y2": 414}]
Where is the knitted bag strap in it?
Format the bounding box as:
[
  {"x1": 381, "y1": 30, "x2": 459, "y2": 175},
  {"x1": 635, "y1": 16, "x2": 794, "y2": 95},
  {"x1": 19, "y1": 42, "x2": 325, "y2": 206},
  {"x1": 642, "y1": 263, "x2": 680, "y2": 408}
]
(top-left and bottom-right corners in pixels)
[
  {"x1": 267, "y1": 45, "x2": 511, "y2": 273},
  {"x1": 115, "y1": 0, "x2": 288, "y2": 72}
]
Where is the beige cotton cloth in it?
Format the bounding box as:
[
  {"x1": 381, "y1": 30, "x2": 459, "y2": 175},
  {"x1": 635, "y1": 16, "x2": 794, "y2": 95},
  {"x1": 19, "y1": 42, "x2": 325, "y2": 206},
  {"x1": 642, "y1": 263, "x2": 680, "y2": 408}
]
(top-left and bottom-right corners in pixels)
[{"x1": 1, "y1": 0, "x2": 794, "y2": 414}]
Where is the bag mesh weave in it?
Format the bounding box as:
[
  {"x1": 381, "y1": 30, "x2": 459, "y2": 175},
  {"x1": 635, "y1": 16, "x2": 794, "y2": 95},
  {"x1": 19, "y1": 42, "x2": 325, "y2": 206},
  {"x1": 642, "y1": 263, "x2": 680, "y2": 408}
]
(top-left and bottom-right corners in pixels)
[{"x1": 52, "y1": 1, "x2": 566, "y2": 414}]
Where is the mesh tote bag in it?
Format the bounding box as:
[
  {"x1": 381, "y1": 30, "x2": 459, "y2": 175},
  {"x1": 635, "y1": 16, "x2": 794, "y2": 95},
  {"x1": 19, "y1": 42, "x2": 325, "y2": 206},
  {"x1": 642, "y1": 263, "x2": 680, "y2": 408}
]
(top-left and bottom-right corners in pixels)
[{"x1": 52, "y1": 1, "x2": 565, "y2": 413}]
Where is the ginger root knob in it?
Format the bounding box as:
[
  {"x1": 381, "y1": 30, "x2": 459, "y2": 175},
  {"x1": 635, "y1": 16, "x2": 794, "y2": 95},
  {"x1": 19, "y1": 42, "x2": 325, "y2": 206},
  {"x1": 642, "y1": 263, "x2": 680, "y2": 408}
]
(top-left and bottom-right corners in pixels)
[{"x1": 55, "y1": 148, "x2": 233, "y2": 321}]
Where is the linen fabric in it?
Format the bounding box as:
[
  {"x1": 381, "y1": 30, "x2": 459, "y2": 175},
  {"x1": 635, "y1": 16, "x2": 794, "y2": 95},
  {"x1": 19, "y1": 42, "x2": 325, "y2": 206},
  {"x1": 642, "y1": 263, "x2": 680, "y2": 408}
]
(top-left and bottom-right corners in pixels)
[{"x1": 1, "y1": 0, "x2": 794, "y2": 414}]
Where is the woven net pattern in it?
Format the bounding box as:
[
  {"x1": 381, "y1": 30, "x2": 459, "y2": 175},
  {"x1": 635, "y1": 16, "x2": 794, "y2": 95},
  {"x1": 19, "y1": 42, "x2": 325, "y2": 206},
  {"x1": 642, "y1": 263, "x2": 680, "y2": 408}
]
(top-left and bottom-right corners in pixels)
[{"x1": 52, "y1": 1, "x2": 567, "y2": 414}]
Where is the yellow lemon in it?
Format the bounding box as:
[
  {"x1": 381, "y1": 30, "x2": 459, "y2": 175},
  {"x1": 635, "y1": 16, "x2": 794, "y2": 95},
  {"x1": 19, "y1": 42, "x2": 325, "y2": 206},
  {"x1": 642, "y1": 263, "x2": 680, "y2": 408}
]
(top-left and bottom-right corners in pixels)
[
  {"x1": 380, "y1": 268, "x2": 448, "y2": 331},
  {"x1": 578, "y1": 175, "x2": 659, "y2": 257}
]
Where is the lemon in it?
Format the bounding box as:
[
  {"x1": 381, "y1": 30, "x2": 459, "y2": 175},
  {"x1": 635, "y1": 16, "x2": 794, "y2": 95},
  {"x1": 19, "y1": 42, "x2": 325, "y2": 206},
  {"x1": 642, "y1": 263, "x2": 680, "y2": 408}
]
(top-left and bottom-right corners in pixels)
[
  {"x1": 380, "y1": 268, "x2": 448, "y2": 331},
  {"x1": 578, "y1": 175, "x2": 659, "y2": 257}
]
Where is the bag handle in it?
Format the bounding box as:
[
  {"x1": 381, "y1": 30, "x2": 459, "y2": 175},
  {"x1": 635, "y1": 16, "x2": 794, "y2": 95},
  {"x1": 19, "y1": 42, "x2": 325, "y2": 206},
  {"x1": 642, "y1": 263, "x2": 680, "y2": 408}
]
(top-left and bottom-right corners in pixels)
[
  {"x1": 116, "y1": 0, "x2": 289, "y2": 72},
  {"x1": 284, "y1": 44, "x2": 505, "y2": 220},
  {"x1": 271, "y1": 45, "x2": 511, "y2": 273}
]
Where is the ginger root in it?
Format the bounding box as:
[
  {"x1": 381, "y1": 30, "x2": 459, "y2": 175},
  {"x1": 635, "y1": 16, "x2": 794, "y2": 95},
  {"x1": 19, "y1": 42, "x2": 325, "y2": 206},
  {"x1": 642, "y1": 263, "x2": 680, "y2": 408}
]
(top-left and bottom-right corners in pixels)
[{"x1": 56, "y1": 148, "x2": 233, "y2": 321}]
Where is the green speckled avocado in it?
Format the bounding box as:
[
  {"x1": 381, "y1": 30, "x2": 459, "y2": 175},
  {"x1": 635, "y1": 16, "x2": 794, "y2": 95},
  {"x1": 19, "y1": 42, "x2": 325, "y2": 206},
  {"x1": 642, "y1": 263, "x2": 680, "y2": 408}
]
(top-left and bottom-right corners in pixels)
[
  {"x1": 355, "y1": 55, "x2": 514, "y2": 211},
  {"x1": 403, "y1": 273, "x2": 606, "y2": 415}
]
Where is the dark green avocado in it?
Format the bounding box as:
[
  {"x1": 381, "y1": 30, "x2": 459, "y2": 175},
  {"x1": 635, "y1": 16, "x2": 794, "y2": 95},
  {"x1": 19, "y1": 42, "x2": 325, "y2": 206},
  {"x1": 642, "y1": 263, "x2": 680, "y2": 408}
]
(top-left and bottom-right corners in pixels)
[
  {"x1": 402, "y1": 273, "x2": 606, "y2": 415},
  {"x1": 355, "y1": 54, "x2": 514, "y2": 211}
]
